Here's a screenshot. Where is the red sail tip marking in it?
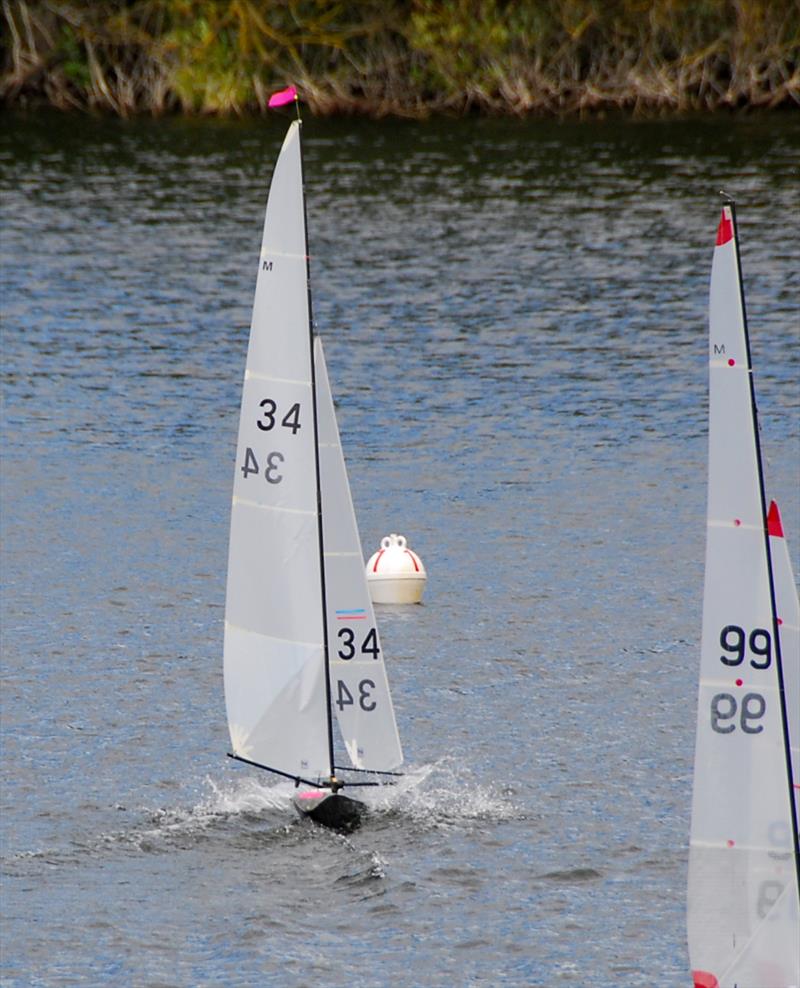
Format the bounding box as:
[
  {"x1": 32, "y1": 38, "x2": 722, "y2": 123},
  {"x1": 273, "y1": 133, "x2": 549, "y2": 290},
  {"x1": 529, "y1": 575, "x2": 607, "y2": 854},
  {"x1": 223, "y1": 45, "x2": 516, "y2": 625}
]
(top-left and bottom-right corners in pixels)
[
  {"x1": 693, "y1": 972, "x2": 720, "y2": 988},
  {"x1": 767, "y1": 500, "x2": 784, "y2": 538},
  {"x1": 716, "y1": 209, "x2": 733, "y2": 246}
]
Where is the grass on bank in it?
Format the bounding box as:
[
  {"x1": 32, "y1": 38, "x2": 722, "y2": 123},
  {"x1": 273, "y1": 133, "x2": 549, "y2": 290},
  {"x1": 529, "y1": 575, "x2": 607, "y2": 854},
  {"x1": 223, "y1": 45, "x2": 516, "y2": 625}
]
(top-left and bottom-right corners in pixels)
[{"x1": 2, "y1": 0, "x2": 798, "y2": 116}]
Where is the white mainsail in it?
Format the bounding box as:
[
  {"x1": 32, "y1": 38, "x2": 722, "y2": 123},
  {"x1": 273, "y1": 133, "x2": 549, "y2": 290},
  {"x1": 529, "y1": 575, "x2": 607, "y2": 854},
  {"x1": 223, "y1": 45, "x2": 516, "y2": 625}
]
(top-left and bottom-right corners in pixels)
[
  {"x1": 769, "y1": 500, "x2": 800, "y2": 826},
  {"x1": 687, "y1": 205, "x2": 800, "y2": 987},
  {"x1": 223, "y1": 121, "x2": 330, "y2": 781},
  {"x1": 314, "y1": 337, "x2": 404, "y2": 772}
]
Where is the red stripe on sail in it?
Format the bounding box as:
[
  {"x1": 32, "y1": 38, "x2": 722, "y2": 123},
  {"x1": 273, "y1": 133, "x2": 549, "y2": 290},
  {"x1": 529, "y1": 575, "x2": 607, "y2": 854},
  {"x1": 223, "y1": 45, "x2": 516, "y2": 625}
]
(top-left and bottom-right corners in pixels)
[
  {"x1": 767, "y1": 500, "x2": 784, "y2": 538},
  {"x1": 716, "y1": 209, "x2": 733, "y2": 246},
  {"x1": 692, "y1": 971, "x2": 719, "y2": 988}
]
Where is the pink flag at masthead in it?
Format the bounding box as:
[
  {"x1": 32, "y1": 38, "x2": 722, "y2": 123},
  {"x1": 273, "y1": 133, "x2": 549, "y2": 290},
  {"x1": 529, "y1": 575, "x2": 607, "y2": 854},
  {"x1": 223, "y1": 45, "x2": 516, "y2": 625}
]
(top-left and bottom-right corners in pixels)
[{"x1": 268, "y1": 85, "x2": 298, "y2": 108}]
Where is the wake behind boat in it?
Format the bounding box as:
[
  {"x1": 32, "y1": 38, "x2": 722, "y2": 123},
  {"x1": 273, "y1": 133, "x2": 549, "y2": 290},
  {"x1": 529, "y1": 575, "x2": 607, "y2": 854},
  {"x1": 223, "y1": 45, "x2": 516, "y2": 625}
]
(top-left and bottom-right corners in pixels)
[
  {"x1": 687, "y1": 201, "x2": 800, "y2": 987},
  {"x1": 222, "y1": 114, "x2": 404, "y2": 832}
]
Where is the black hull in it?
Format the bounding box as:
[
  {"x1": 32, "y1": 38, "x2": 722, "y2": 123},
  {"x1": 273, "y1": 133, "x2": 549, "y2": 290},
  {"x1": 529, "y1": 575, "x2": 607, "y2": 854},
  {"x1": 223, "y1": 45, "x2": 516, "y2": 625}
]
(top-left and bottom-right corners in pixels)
[{"x1": 292, "y1": 789, "x2": 366, "y2": 832}]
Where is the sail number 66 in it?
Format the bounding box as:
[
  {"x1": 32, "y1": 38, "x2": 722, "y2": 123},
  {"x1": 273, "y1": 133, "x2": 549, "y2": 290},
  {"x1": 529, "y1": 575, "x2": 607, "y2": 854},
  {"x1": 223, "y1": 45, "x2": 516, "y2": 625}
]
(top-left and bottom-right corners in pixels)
[{"x1": 719, "y1": 624, "x2": 771, "y2": 669}]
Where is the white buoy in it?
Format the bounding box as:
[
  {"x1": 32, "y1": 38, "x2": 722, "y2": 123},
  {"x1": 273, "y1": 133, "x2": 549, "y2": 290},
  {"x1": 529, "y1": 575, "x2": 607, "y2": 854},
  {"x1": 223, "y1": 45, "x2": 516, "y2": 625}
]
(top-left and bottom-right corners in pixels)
[{"x1": 366, "y1": 533, "x2": 427, "y2": 604}]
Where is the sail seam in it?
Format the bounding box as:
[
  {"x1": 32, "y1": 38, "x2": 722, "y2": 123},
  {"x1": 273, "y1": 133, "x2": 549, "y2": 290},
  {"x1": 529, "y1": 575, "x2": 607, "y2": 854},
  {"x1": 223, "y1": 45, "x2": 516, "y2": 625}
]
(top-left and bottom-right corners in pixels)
[
  {"x1": 707, "y1": 519, "x2": 760, "y2": 530},
  {"x1": 697, "y1": 678, "x2": 783, "y2": 690},
  {"x1": 231, "y1": 496, "x2": 314, "y2": 516},
  {"x1": 709, "y1": 361, "x2": 752, "y2": 371},
  {"x1": 244, "y1": 370, "x2": 312, "y2": 387},
  {"x1": 259, "y1": 249, "x2": 307, "y2": 261},
  {"x1": 691, "y1": 838, "x2": 791, "y2": 851},
  {"x1": 224, "y1": 619, "x2": 321, "y2": 648}
]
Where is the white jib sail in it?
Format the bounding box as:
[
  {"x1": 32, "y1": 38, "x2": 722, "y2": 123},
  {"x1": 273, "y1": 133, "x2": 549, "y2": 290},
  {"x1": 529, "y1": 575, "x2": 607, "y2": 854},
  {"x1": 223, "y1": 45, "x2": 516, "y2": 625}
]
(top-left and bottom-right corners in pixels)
[
  {"x1": 769, "y1": 500, "x2": 800, "y2": 827},
  {"x1": 314, "y1": 336, "x2": 404, "y2": 772},
  {"x1": 223, "y1": 121, "x2": 331, "y2": 781},
  {"x1": 687, "y1": 205, "x2": 800, "y2": 988}
]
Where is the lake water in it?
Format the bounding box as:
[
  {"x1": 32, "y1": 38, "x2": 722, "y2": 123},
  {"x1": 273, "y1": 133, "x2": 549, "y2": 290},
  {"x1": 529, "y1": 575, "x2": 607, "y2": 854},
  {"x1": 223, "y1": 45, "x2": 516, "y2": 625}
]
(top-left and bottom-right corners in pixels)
[{"x1": 1, "y1": 109, "x2": 798, "y2": 986}]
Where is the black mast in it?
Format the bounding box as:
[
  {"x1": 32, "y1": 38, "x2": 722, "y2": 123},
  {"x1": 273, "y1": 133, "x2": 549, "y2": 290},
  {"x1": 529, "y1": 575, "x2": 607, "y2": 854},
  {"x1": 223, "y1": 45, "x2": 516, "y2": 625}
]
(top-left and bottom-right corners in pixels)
[
  {"x1": 727, "y1": 195, "x2": 800, "y2": 897},
  {"x1": 297, "y1": 117, "x2": 338, "y2": 789}
]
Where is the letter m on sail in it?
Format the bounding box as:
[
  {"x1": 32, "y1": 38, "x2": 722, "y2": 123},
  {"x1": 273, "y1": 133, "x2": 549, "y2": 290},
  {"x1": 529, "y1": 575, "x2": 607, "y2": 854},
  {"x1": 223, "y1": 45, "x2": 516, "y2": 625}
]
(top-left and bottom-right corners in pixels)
[
  {"x1": 262, "y1": 260, "x2": 273, "y2": 272},
  {"x1": 713, "y1": 344, "x2": 726, "y2": 355}
]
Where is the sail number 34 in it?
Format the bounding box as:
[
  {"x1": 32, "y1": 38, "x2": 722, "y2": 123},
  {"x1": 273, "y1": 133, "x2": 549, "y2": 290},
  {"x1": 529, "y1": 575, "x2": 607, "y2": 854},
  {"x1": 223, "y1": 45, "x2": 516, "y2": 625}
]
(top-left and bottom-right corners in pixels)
[
  {"x1": 710, "y1": 624, "x2": 771, "y2": 735},
  {"x1": 240, "y1": 398, "x2": 302, "y2": 484}
]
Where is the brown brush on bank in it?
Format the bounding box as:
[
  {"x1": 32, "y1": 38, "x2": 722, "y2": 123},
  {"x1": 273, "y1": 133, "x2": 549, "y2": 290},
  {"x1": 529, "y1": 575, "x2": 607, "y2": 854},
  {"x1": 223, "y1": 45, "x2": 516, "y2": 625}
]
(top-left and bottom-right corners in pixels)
[{"x1": 2, "y1": 0, "x2": 798, "y2": 117}]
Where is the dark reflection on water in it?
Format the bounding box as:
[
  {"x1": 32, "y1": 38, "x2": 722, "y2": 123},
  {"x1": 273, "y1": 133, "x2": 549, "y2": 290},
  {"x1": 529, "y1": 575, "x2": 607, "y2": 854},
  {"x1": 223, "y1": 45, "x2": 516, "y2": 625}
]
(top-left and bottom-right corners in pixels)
[{"x1": 1, "y1": 110, "x2": 798, "y2": 986}]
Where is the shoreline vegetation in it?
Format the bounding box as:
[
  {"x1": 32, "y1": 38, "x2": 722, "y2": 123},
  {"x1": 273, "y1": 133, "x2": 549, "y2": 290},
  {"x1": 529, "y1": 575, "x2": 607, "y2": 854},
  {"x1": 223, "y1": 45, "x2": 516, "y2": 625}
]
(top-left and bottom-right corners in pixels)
[{"x1": 2, "y1": 1, "x2": 798, "y2": 118}]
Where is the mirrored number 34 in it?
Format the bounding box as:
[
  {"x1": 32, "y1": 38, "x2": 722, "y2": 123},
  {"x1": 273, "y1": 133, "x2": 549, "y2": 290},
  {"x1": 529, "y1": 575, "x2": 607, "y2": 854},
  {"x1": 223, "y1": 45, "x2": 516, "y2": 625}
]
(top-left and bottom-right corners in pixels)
[{"x1": 336, "y1": 679, "x2": 376, "y2": 712}]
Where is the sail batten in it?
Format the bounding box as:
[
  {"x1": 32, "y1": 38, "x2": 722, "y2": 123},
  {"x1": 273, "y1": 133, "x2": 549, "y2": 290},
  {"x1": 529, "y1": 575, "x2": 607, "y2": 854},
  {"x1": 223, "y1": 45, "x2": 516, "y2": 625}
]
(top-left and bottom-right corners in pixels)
[{"x1": 687, "y1": 203, "x2": 800, "y2": 987}]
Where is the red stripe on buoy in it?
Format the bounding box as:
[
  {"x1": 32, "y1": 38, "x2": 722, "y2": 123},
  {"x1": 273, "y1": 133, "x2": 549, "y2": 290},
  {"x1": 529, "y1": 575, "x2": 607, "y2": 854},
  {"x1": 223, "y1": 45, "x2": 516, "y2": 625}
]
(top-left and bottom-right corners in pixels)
[
  {"x1": 716, "y1": 209, "x2": 733, "y2": 246},
  {"x1": 404, "y1": 550, "x2": 420, "y2": 572},
  {"x1": 767, "y1": 500, "x2": 784, "y2": 538},
  {"x1": 371, "y1": 549, "x2": 385, "y2": 573},
  {"x1": 693, "y1": 972, "x2": 719, "y2": 988}
]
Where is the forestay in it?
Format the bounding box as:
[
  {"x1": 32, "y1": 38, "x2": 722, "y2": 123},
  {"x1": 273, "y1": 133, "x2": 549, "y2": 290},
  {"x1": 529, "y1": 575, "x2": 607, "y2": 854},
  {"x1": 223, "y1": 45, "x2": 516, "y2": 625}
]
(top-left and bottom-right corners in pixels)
[
  {"x1": 223, "y1": 121, "x2": 330, "y2": 782},
  {"x1": 315, "y1": 337, "x2": 403, "y2": 772},
  {"x1": 687, "y1": 205, "x2": 800, "y2": 987}
]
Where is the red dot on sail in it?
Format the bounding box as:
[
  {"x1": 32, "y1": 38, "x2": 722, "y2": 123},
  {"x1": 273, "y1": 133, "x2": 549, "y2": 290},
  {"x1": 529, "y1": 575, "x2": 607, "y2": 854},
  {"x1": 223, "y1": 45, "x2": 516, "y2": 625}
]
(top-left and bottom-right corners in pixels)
[
  {"x1": 693, "y1": 971, "x2": 720, "y2": 988},
  {"x1": 726, "y1": 839, "x2": 735, "y2": 847},
  {"x1": 734, "y1": 519, "x2": 741, "y2": 527},
  {"x1": 716, "y1": 210, "x2": 733, "y2": 246},
  {"x1": 736, "y1": 678, "x2": 743, "y2": 686},
  {"x1": 728, "y1": 358, "x2": 735, "y2": 366},
  {"x1": 693, "y1": 972, "x2": 720, "y2": 988}
]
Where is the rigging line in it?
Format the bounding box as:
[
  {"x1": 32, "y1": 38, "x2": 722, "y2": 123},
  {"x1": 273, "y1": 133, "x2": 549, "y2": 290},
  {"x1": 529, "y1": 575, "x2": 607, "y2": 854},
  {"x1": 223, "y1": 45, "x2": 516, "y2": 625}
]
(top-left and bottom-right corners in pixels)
[
  {"x1": 730, "y1": 199, "x2": 800, "y2": 898},
  {"x1": 339, "y1": 780, "x2": 392, "y2": 788},
  {"x1": 333, "y1": 765, "x2": 404, "y2": 777},
  {"x1": 227, "y1": 753, "x2": 321, "y2": 789},
  {"x1": 297, "y1": 120, "x2": 336, "y2": 783}
]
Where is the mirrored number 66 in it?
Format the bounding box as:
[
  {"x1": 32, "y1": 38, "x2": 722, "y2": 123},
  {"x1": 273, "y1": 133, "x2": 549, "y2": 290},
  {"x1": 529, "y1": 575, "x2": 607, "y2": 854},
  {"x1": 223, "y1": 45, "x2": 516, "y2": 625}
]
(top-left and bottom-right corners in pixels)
[{"x1": 710, "y1": 691, "x2": 766, "y2": 734}]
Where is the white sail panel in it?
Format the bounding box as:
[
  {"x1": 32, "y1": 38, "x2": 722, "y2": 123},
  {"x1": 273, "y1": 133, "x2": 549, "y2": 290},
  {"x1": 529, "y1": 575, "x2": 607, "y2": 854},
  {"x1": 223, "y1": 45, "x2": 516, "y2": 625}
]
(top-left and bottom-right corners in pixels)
[
  {"x1": 769, "y1": 501, "x2": 800, "y2": 825},
  {"x1": 224, "y1": 626, "x2": 327, "y2": 777},
  {"x1": 246, "y1": 122, "x2": 311, "y2": 383},
  {"x1": 223, "y1": 121, "x2": 330, "y2": 780},
  {"x1": 314, "y1": 337, "x2": 404, "y2": 772},
  {"x1": 687, "y1": 206, "x2": 800, "y2": 987}
]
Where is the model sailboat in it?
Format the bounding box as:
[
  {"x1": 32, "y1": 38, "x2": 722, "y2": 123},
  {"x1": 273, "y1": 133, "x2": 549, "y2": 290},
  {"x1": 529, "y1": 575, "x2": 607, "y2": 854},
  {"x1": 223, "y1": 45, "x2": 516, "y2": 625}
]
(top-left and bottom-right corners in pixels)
[
  {"x1": 223, "y1": 118, "x2": 403, "y2": 831},
  {"x1": 687, "y1": 201, "x2": 800, "y2": 987}
]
